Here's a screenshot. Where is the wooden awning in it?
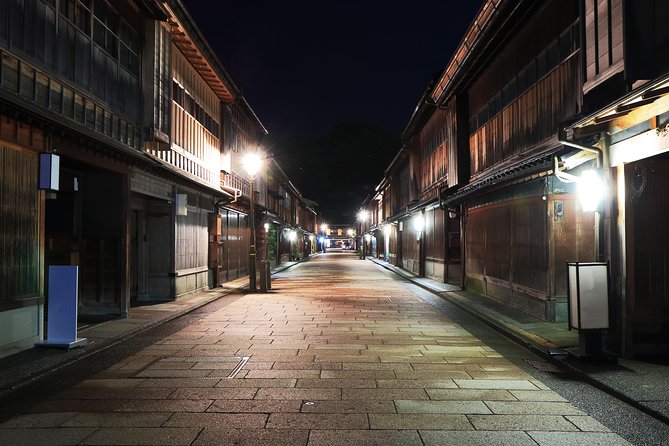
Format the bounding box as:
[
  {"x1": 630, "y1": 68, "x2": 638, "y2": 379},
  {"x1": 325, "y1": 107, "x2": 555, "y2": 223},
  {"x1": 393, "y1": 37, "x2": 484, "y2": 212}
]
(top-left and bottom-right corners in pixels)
[{"x1": 163, "y1": 4, "x2": 236, "y2": 104}]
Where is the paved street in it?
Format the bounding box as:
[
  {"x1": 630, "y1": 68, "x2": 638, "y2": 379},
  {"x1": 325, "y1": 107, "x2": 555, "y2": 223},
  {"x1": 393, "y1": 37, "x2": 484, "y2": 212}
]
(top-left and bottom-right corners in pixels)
[{"x1": 0, "y1": 253, "x2": 647, "y2": 445}]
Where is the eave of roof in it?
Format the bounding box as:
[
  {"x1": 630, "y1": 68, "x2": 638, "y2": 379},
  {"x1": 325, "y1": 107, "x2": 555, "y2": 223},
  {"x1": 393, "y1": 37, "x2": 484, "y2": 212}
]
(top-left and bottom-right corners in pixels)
[{"x1": 165, "y1": 1, "x2": 237, "y2": 104}]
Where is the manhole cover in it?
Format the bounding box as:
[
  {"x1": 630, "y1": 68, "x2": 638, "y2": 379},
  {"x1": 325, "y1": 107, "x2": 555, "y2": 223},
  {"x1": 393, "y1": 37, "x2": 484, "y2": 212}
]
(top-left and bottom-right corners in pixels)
[{"x1": 524, "y1": 359, "x2": 563, "y2": 373}]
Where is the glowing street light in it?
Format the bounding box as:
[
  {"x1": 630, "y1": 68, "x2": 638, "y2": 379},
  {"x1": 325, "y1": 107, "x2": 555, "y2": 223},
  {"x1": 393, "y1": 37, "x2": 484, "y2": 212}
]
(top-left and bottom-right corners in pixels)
[
  {"x1": 243, "y1": 152, "x2": 263, "y2": 292},
  {"x1": 319, "y1": 223, "x2": 328, "y2": 253}
]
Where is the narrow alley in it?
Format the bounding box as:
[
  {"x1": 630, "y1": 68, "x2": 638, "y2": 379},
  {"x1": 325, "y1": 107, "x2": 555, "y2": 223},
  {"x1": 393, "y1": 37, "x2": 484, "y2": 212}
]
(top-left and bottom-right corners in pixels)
[{"x1": 0, "y1": 253, "x2": 664, "y2": 445}]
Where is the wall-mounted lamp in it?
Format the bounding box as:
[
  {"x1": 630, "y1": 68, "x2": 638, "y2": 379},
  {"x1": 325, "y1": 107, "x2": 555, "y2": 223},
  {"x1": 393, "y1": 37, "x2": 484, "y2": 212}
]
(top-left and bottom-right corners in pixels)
[
  {"x1": 383, "y1": 225, "x2": 392, "y2": 236},
  {"x1": 176, "y1": 193, "x2": 188, "y2": 216},
  {"x1": 413, "y1": 214, "x2": 425, "y2": 240},
  {"x1": 578, "y1": 169, "x2": 604, "y2": 212},
  {"x1": 264, "y1": 222, "x2": 270, "y2": 232}
]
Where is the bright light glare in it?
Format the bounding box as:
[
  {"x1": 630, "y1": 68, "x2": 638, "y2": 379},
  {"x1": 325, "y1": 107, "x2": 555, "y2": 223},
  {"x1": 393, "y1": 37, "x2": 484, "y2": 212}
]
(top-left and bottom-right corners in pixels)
[
  {"x1": 320, "y1": 223, "x2": 329, "y2": 233},
  {"x1": 413, "y1": 214, "x2": 425, "y2": 232},
  {"x1": 578, "y1": 169, "x2": 604, "y2": 212},
  {"x1": 242, "y1": 152, "x2": 263, "y2": 176},
  {"x1": 357, "y1": 210, "x2": 369, "y2": 222},
  {"x1": 347, "y1": 229, "x2": 354, "y2": 236},
  {"x1": 288, "y1": 230, "x2": 297, "y2": 242},
  {"x1": 383, "y1": 225, "x2": 392, "y2": 235},
  {"x1": 365, "y1": 234, "x2": 372, "y2": 242}
]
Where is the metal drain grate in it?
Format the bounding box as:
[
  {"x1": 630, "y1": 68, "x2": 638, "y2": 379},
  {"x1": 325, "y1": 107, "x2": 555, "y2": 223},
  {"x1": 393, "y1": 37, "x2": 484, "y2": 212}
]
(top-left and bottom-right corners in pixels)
[
  {"x1": 524, "y1": 359, "x2": 563, "y2": 373},
  {"x1": 227, "y1": 356, "x2": 250, "y2": 378}
]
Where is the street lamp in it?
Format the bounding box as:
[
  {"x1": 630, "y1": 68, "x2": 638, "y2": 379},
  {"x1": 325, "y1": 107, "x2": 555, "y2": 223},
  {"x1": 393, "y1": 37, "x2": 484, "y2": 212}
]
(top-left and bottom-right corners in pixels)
[
  {"x1": 320, "y1": 223, "x2": 328, "y2": 253},
  {"x1": 357, "y1": 210, "x2": 369, "y2": 259},
  {"x1": 243, "y1": 152, "x2": 263, "y2": 291}
]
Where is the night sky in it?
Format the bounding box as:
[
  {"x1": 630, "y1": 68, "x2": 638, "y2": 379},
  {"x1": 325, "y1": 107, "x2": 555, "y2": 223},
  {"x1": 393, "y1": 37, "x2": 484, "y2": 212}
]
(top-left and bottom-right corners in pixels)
[{"x1": 182, "y1": 0, "x2": 484, "y2": 223}]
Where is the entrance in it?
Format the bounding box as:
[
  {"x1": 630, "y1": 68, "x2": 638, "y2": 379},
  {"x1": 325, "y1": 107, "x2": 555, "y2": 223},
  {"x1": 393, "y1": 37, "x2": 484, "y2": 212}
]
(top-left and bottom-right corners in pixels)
[
  {"x1": 45, "y1": 161, "x2": 125, "y2": 317},
  {"x1": 625, "y1": 157, "x2": 669, "y2": 357}
]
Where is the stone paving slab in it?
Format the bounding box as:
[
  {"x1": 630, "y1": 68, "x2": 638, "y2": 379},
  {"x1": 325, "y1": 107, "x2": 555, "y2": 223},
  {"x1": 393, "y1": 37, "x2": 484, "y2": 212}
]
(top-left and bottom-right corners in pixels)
[
  {"x1": 0, "y1": 253, "x2": 633, "y2": 445},
  {"x1": 307, "y1": 429, "x2": 423, "y2": 446},
  {"x1": 527, "y1": 431, "x2": 633, "y2": 445},
  {"x1": 80, "y1": 427, "x2": 201, "y2": 445},
  {"x1": 420, "y1": 430, "x2": 538, "y2": 446},
  {"x1": 0, "y1": 427, "x2": 97, "y2": 446},
  {"x1": 192, "y1": 428, "x2": 309, "y2": 446}
]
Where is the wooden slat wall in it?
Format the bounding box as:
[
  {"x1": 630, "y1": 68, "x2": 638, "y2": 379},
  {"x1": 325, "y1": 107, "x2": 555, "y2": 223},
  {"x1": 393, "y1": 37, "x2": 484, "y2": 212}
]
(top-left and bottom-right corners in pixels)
[
  {"x1": 585, "y1": 0, "x2": 623, "y2": 82},
  {"x1": 0, "y1": 144, "x2": 41, "y2": 304},
  {"x1": 466, "y1": 198, "x2": 549, "y2": 295},
  {"x1": 625, "y1": 159, "x2": 669, "y2": 356},
  {"x1": 425, "y1": 208, "x2": 445, "y2": 262},
  {"x1": 418, "y1": 108, "x2": 449, "y2": 193},
  {"x1": 446, "y1": 98, "x2": 460, "y2": 188},
  {"x1": 628, "y1": 160, "x2": 669, "y2": 314},
  {"x1": 401, "y1": 220, "x2": 418, "y2": 263},
  {"x1": 175, "y1": 209, "x2": 207, "y2": 271},
  {"x1": 512, "y1": 199, "x2": 548, "y2": 292},
  {"x1": 469, "y1": 56, "x2": 580, "y2": 176}
]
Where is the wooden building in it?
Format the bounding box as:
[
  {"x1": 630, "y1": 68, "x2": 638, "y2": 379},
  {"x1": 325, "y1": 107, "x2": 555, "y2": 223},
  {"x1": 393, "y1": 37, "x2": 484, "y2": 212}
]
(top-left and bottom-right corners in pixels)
[
  {"x1": 561, "y1": 0, "x2": 669, "y2": 357},
  {"x1": 361, "y1": 0, "x2": 669, "y2": 358},
  {"x1": 0, "y1": 0, "x2": 316, "y2": 358}
]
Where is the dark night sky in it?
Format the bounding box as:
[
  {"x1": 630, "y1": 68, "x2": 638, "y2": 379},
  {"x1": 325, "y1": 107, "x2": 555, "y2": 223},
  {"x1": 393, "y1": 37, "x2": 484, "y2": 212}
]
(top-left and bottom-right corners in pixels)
[{"x1": 181, "y1": 0, "x2": 484, "y2": 223}]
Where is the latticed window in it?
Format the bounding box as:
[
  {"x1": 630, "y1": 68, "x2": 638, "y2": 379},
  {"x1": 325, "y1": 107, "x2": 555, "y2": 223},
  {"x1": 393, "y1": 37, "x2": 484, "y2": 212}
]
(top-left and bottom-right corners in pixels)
[
  {"x1": 0, "y1": 145, "x2": 40, "y2": 304},
  {"x1": 153, "y1": 22, "x2": 170, "y2": 135}
]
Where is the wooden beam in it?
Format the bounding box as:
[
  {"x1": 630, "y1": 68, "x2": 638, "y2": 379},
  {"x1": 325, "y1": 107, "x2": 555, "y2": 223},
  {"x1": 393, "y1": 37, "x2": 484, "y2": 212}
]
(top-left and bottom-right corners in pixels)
[
  {"x1": 616, "y1": 97, "x2": 658, "y2": 113},
  {"x1": 642, "y1": 85, "x2": 669, "y2": 100}
]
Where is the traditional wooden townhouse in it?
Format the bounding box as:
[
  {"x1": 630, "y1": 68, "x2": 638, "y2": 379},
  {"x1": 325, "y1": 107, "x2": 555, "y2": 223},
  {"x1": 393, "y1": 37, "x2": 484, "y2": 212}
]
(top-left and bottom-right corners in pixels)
[
  {"x1": 0, "y1": 0, "x2": 315, "y2": 357},
  {"x1": 362, "y1": 0, "x2": 586, "y2": 322},
  {"x1": 559, "y1": 1, "x2": 669, "y2": 357},
  {"x1": 261, "y1": 159, "x2": 317, "y2": 266},
  {"x1": 208, "y1": 97, "x2": 266, "y2": 288},
  {"x1": 136, "y1": 0, "x2": 248, "y2": 299},
  {"x1": 362, "y1": 0, "x2": 667, "y2": 358},
  {"x1": 0, "y1": 0, "x2": 164, "y2": 356},
  {"x1": 426, "y1": 0, "x2": 586, "y2": 324},
  {"x1": 361, "y1": 76, "x2": 461, "y2": 284}
]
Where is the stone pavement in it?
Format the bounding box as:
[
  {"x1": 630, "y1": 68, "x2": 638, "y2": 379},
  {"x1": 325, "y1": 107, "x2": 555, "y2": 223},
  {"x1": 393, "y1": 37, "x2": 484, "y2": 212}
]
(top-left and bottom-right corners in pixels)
[
  {"x1": 0, "y1": 262, "x2": 298, "y2": 399},
  {"x1": 0, "y1": 252, "x2": 632, "y2": 445},
  {"x1": 370, "y1": 257, "x2": 669, "y2": 426}
]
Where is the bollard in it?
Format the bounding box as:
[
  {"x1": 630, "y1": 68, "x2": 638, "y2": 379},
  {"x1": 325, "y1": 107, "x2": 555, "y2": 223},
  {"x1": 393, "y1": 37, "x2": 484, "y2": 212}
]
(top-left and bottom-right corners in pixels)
[{"x1": 260, "y1": 260, "x2": 268, "y2": 292}]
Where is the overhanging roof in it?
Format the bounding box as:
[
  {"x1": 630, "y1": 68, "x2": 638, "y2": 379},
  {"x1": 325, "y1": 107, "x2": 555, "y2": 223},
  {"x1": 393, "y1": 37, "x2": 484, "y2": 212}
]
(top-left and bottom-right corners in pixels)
[
  {"x1": 164, "y1": 1, "x2": 237, "y2": 103},
  {"x1": 440, "y1": 147, "x2": 559, "y2": 206},
  {"x1": 565, "y1": 73, "x2": 669, "y2": 136}
]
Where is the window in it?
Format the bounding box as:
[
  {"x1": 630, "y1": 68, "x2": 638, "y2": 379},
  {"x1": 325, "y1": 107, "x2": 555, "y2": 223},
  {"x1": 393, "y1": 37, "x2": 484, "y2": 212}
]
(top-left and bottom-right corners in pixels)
[
  {"x1": 119, "y1": 20, "x2": 139, "y2": 73},
  {"x1": 93, "y1": 0, "x2": 118, "y2": 57},
  {"x1": 2, "y1": 54, "x2": 19, "y2": 93},
  {"x1": 49, "y1": 79, "x2": 62, "y2": 112},
  {"x1": 59, "y1": 0, "x2": 90, "y2": 34}
]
